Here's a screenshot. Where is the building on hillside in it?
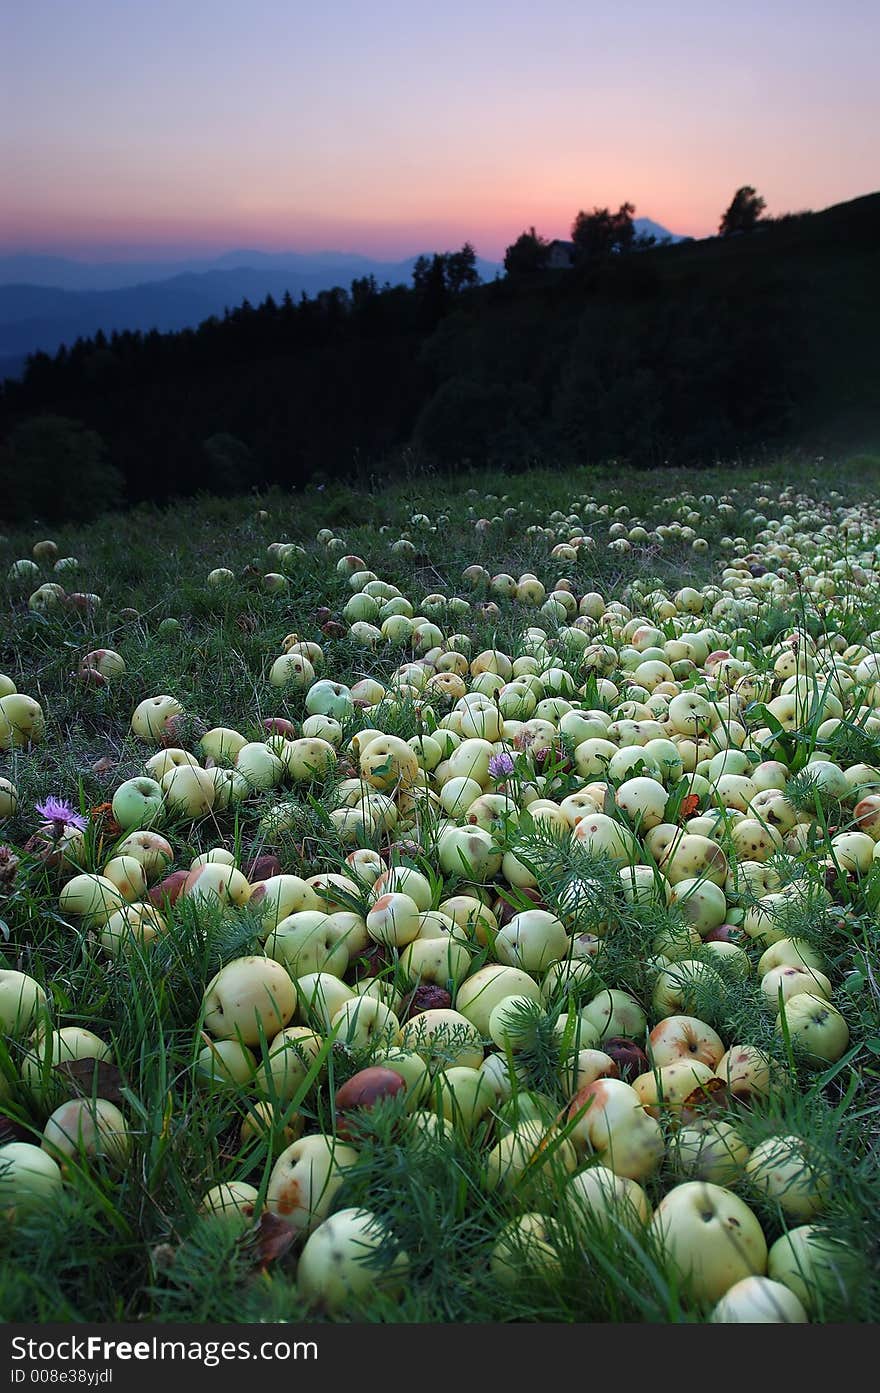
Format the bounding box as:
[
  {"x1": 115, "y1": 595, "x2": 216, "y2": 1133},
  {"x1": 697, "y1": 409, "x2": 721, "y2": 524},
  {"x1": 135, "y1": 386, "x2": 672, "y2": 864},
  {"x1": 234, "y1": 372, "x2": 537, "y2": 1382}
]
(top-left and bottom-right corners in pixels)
[{"x1": 545, "y1": 239, "x2": 576, "y2": 269}]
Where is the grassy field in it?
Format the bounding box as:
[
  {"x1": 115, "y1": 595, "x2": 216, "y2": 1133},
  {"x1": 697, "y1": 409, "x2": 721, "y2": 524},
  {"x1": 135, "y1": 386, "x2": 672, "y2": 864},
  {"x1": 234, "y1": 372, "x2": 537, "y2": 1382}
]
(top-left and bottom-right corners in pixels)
[{"x1": 1, "y1": 451, "x2": 879, "y2": 1323}]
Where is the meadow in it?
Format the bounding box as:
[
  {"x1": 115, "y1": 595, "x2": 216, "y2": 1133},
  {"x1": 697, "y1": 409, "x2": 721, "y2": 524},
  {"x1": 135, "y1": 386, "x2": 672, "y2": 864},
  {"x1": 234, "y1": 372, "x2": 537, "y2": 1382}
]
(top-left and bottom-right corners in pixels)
[{"x1": 0, "y1": 452, "x2": 879, "y2": 1324}]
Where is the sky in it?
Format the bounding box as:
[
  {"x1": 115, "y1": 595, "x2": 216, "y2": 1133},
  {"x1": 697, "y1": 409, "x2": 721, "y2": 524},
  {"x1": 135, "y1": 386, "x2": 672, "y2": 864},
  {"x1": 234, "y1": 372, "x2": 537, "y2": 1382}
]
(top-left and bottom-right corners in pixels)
[{"x1": 2, "y1": 0, "x2": 878, "y2": 261}]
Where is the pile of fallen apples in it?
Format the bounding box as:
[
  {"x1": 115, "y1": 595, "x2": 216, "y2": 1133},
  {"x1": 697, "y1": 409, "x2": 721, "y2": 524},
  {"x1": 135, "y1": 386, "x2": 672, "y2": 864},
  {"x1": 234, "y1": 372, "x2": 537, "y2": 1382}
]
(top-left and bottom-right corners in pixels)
[{"x1": 1, "y1": 479, "x2": 878, "y2": 1320}]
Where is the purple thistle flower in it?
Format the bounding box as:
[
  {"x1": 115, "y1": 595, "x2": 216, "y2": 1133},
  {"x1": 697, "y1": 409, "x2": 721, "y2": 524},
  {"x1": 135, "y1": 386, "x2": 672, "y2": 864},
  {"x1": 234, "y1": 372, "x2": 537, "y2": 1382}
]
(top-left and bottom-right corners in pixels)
[
  {"x1": 488, "y1": 752, "x2": 515, "y2": 782},
  {"x1": 35, "y1": 797, "x2": 88, "y2": 833}
]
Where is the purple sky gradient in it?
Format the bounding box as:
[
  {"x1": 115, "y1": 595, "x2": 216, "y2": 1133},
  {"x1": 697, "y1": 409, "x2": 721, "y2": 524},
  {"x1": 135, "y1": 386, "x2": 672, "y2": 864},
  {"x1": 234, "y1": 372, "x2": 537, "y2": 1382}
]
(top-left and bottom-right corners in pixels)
[{"x1": 3, "y1": 0, "x2": 878, "y2": 260}]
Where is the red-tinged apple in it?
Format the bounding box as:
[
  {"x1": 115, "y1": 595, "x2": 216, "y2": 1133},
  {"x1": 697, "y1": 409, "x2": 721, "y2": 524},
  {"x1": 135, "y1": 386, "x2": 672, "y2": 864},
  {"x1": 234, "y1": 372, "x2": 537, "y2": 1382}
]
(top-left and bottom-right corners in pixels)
[
  {"x1": 80, "y1": 649, "x2": 125, "y2": 680},
  {"x1": 297, "y1": 1207, "x2": 409, "y2": 1312},
  {"x1": 148, "y1": 870, "x2": 190, "y2": 908},
  {"x1": 711, "y1": 1275, "x2": 807, "y2": 1323},
  {"x1": 601, "y1": 1037, "x2": 649, "y2": 1082},
  {"x1": 266, "y1": 1134, "x2": 359, "y2": 1234},
  {"x1": 42, "y1": 1098, "x2": 131, "y2": 1170},
  {"x1": 334, "y1": 1067, "x2": 407, "y2": 1138},
  {"x1": 775, "y1": 994, "x2": 850, "y2": 1065},
  {"x1": 0, "y1": 1143, "x2": 63, "y2": 1218},
  {"x1": 249, "y1": 874, "x2": 322, "y2": 935},
  {"x1": 567, "y1": 1078, "x2": 665, "y2": 1180},
  {"x1": 0, "y1": 970, "x2": 50, "y2": 1036},
  {"x1": 202, "y1": 957, "x2": 297, "y2": 1045},
  {"x1": 649, "y1": 1180, "x2": 768, "y2": 1305},
  {"x1": 366, "y1": 892, "x2": 421, "y2": 948},
  {"x1": 648, "y1": 1015, "x2": 726, "y2": 1069}
]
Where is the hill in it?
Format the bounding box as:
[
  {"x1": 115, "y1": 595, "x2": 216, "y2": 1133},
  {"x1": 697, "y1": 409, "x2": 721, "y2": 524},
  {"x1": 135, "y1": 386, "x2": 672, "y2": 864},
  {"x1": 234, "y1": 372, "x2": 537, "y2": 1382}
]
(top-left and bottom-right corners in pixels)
[{"x1": 0, "y1": 195, "x2": 877, "y2": 520}]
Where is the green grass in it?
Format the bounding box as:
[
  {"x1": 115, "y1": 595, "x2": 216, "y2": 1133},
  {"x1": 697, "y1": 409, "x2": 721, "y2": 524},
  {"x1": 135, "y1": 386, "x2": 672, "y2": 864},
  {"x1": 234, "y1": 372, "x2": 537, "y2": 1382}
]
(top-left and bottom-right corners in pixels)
[{"x1": 1, "y1": 450, "x2": 880, "y2": 1323}]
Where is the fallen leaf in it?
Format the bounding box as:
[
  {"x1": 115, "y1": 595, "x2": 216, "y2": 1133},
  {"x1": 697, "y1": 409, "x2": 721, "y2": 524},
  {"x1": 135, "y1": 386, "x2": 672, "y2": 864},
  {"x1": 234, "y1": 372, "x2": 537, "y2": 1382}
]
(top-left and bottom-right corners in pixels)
[
  {"x1": 249, "y1": 1210, "x2": 297, "y2": 1268},
  {"x1": 53, "y1": 1059, "x2": 125, "y2": 1105}
]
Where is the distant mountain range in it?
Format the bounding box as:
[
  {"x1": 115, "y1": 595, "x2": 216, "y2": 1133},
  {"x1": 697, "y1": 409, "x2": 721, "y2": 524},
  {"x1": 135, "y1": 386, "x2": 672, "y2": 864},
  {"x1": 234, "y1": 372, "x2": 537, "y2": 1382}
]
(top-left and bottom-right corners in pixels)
[{"x1": 0, "y1": 220, "x2": 682, "y2": 378}]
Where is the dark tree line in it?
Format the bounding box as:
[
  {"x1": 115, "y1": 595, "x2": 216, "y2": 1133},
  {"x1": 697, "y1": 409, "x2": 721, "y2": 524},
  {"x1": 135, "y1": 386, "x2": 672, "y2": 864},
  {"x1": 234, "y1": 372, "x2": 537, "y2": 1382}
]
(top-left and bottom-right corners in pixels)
[{"x1": 1, "y1": 191, "x2": 878, "y2": 523}]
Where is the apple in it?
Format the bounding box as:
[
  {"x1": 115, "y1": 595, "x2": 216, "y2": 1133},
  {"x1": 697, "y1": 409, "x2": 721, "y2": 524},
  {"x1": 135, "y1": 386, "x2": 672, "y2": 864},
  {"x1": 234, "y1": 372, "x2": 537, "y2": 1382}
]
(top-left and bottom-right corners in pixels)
[
  {"x1": 334, "y1": 1067, "x2": 407, "y2": 1138},
  {"x1": 330, "y1": 996, "x2": 401, "y2": 1050},
  {"x1": 710, "y1": 1275, "x2": 807, "y2": 1323},
  {"x1": 775, "y1": 993, "x2": 850, "y2": 1065},
  {"x1": 0, "y1": 970, "x2": 49, "y2": 1036},
  {"x1": 282, "y1": 737, "x2": 337, "y2": 783},
  {"x1": 0, "y1": 776, "x2": 17, "y2": 818},
  {"x1": 148, "y1": 870, "x2": 191, "y2": 909},
  {"x1": 99, "y1": 902, "x2": 166, "y2": 956},
  {"x1": 59, "y1": 874, "x2": 126, "y2": 924},
  {"x1": 715, "y1": 1045, "x2": 779, "y2": 1102},
  {"x1": 195, "y1": 1039, "x2": 257, "y2": 1089},
  {"x1": 0, "y1": 693, "x2": 45, "y2": 749},
  {"x1": 42, "y1": 1098, "x2": 131, "y2": 1170},
  {"x1": 760, "y1": 964, "x2": 833, "y2": 1012},
  {"x1": 160, "y1": 764, "x2": 216, "y2": 819},
  {"x1": 80, "y1": 649, "x2": 126, "y2": 680},
  {"x1": 670, "y1": 1119, "x2": 750, "y2": 1185},
  {"x1": 648, "y1": 1016, "x2": 726, "y2": 1070},
  {"x1": 199, "y1": 727, "x2": 249, "y2": 763},
  {"x1": 494, "y1": 909, "x2": 569, "y2": 973},
  {"x1": 257, "y1": 1025, "x2": 323, "y2": 1103},
  {"x1": 269, "y1": 652, "x2": 316, "y2": 689},
  {"x1": 580, "y1": 990, "x2": 647, "y2": 1042},
  {"x1": 199, "y1": 1182, "x2": 259, "y2": 1228},
  {"x1": 111, "y1": 777, "x2": 165, "y2": 831},
  {"x1": 485, "y1": 1120, "x2": 578, "y2": 1195},
  {"x1": 21, "y1": 1026, "x2": 113, "y2": 1102},
  {"x1": 100, "y1": 855, "x2": 148, "y2": 902},
  {"x1": 305, "y1": 679, "x2": 354, "y2": 722},
  {"x1": 180, "y1": 862, "x2": 252, "y2": 908},
  {"x1": 745, "y1": 1135, "x2": 830, "y2": 1219},
  {"x1": 400, "y1": 1008, "x2": 484, "y2": 1070},
  {"x1": 249, "y1": 874, "x2": 322, "y2": 935},
  {"x1": 235, "y1": 742, "x2": 285, "y2": 790},
  {"x1": 565, "y1": 1164, "x2": 652, "y2": 1235},
  {"x1": 437, "y1": 826, "x2": 503, "y2": 882},
  {"x1": 297, "y1": 1207, "x2": 410, "y2": 1312},
  {"x1": 434, "y1": 1066, "x2": 494, "y2": 1133},
  {"x1": 490, "y1": 1213, "x2": 561, "y2": 1288},
  {"x1": 266, "y1": 1133, "x2": 359, "y2": 1234},
  {"x1": 601, "y1": 1037, "x2": 649, "y2": 1082},
  {"x1": 567, "y1": 1078, "x2": 665, "y2": 1180},
  {"x1": 767, "y1": 1225, "x2": 861, "y2": 1315},
  {"x1": 632, "y1": 1059, "x2": 719, "y2": 1119},
  {"x1": 366, "y1": 892, "x2": 422, "y2": 948},
  {"x1": 130, "y1": 695, "x2": 184, "y2": 743},
  {"x1": 649, "y1": 1181, "x2": 768, "y2": 1305},
  {"x1": 265, "y1": 911, "x2": 350, "y2": 979},
  {"x1": 455, "y1": 965, "x2": 541, "y2": 1035},
  {"x1": 202, "y1": 957, "x2": 297, "y2": 1046},
  {"x1": 0, "y1": 1143, "x2": 63, "y2": 1218}
]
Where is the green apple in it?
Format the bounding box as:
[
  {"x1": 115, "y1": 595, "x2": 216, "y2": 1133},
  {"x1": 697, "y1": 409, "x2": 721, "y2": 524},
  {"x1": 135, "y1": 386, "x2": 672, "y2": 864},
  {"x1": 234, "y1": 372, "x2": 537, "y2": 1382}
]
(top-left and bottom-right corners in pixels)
[
  {"x1": 305, "y1": 679, "x2": 354, "y2": 721},
  {"x1": 111, "y1": 777, "x2": 165, "y2": 831},
  {"x1": 0, "y1": 970, "x2": 50, "y2": 1036},
  {"x1": 199, "y1": 1182, "x2": 259, "y2": 1228},
  {"x1": 130, "y1": 695, "x2": 184, "y2": 743},
  {"x1": 775, "y1": 993, "x2": 850, "y2": 1065},
  {"x1": 767, "y1": 1225, "x2": 861, "y2": 1315},
  {"x1": 0, "y1": 1142, "x2": 63, "y2": 1218}
]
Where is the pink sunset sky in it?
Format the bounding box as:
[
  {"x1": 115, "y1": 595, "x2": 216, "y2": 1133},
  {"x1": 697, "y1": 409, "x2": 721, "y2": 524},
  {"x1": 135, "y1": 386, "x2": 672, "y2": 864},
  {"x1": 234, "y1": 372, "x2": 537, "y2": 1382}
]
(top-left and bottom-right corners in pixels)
[{"x1": 3, "y1": 0, "x2": 878, "y2": 261}]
